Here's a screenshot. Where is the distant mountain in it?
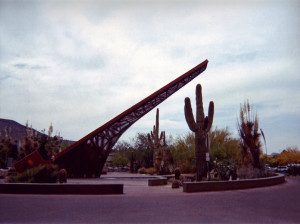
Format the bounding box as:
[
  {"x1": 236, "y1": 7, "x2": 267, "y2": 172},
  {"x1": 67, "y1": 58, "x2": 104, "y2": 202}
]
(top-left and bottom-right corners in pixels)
[
  {"x1": 0, "y1": 118, "x2": 74, "y2": 146},
  {"x1": 0, "y1": 118, "x2": 30, "y2": 142}
]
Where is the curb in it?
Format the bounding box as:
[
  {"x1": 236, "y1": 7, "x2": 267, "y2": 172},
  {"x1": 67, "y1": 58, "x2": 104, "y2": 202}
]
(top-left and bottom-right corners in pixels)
[
  {"x1": 183, "y1": 174, "x2": 285, "y2": 193},
  {"x1": 0, "y1": 183, "x2": 123, "y2": 195}
]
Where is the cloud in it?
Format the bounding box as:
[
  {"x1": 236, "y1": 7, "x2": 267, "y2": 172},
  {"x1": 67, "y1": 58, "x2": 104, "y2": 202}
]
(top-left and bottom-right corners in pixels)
[
  {"x1": 0, "y1": 0, "x2": 299, "y2": 153},
  {"x1": 13, "y1": 63, "x2": 48, "y2": 70},
  {"x1": 0, "y1": 74, "x2": 13, "y2": 82}
]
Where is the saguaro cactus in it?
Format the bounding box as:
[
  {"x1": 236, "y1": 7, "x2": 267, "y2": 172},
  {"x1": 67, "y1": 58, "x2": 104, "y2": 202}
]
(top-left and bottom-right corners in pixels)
[
  {"x1": 184, "y1": 84, "x2": 214, "y2": 181},
  {"x1": 148, "y1": 108, "x2": 165, "y2": 172}
]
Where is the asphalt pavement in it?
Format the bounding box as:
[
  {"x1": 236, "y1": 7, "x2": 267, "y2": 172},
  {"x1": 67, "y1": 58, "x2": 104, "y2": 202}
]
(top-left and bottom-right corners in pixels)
[{"x1": 0, "y1": 175, "x2": 299, "y2": 223}]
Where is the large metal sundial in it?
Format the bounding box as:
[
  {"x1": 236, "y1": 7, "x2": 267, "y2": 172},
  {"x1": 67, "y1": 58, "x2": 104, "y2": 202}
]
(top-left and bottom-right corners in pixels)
[{"x1": 54, "y1": 59, "x2": 209, "y2": 177}]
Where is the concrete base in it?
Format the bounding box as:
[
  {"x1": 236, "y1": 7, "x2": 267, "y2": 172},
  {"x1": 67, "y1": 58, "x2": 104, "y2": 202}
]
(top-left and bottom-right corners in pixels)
[
  {"x1": 148, "y1": 177, "x2": 168, "y2": 186},
  {"x1": 0, "y1": 183, "x2": 123, "y2": 195},
  {"x1": 183, "y1": 174, "x2": 285, "y2": 193}
]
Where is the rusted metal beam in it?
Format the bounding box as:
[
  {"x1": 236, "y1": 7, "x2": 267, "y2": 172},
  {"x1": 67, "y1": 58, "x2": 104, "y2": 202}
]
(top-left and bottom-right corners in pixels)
[{"x1": 54, "y1": 59, "x2": 209, "y2": 177}]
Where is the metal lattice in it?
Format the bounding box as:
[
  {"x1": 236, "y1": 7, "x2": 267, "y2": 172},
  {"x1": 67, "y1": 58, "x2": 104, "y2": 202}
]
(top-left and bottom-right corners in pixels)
[{"x1": 54, "y1": 60, "x2": 208, "y2": 177}]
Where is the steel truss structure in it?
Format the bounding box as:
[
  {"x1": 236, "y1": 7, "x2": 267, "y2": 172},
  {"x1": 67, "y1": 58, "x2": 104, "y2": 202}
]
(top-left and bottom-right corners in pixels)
[{"x1": 54, "y1": 60, "x2": 208, "y2": 177}]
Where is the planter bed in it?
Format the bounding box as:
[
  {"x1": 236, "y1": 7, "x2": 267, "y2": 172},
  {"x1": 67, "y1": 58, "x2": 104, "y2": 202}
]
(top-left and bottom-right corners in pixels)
[
  {"x1": 148, "y1": 176, "x2": 168, "y2": 186},
  {"x1": 183, "y1": 174, "x2": 285, "y2": 193},
  {"x1": 0, "y1": 183, "x2": 123, "y2": 195}
]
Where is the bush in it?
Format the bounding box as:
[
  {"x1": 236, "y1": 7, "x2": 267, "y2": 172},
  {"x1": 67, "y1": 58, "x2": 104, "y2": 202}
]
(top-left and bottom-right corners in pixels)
[
  {"x1": 138, "y1": 167, "x2": 146, "y2": 174},
  {"x1": 138, "y1": 167, "x2": 157, "y2": 175},
  {"x1": 210, "y1": 160, "x2": 237, "y2": 181},
  {"x1": 58, "y1": 168, "x2": 67, "y2": 183},
  {"x1": 7, "y1": 164, "x2": 59, "y2": 183},
  {"x1": 237, "y1": 165, "x2": 267, "y2": 179},
  {"x1": 145, "y1": 167, "x2": 156, "y2": 175}
]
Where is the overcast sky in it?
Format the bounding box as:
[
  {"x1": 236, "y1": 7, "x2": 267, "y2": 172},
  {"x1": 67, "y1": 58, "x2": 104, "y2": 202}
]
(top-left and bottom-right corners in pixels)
[{"x1": 0, "y1": 0, "x2": 299, "y2": 153}]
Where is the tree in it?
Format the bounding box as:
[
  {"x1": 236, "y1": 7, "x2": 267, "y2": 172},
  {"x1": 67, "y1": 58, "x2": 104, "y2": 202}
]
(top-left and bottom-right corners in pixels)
[
  {"x1": 275, "y1": 147, "x2": 300, "y2": 165},
  {"x1": 133, "y1": 133, "x2": 153, "y2": 168},
  {"x1": 112, "y1": 134, "x2": 153, "y2": 171},
  {"x1": 209, "y1": 128, "x2": 240, "y2": 164},
  {"x1": 111, "y1": 153, "x2": 129, "y2": 167},
  {"x1": 170, "y1": 133, "x2": 196, "y2": 173},
  {"x1": 113, "y1": 140, "x2": 143, "y2": 172}
]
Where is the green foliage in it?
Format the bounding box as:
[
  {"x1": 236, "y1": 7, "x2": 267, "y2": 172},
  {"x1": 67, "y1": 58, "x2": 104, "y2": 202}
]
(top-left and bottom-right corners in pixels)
[
  {"x1": 0, "y1": 132, "x2": 19, "y2": 168},
  {"x1": 112, "y1": 134, "x2": 153, "y2": 170},
  {"x1": 7, "y1": 164, "x2": 59, "y2": 183},
  {"x1": 210, "y1": 128, "x2": 240, "y2": 164},
  {"x1": 111, "y1": 152, "x2": 129, "y2": 167},
  {"x1": 0, "y1": 140, "x2": 9, "y2": 168},
  {"x1": 133, "y1": 133, "x2": 154, "y2": 168},
  {"x1": 211, "y1": 160, "x2": 237, "y2": 181},
  {"x1": 170, "y1": 133, "x2": 196, "y2": 173},
  {"x1": 17, "y1": 123, "x2": 65, "y2": 162},
  {"x1": 170, "y1": 128, "x2": 241, "y2": 175},
  {"x1": 112, "y1": 133, "x2": 175, "y2": 173},
  {"x1": 20, "y1": 124, "x2": 63, "y2": 160},
  {"x1": 0, "y1": 122, "x2": 69, "y2": 170}
]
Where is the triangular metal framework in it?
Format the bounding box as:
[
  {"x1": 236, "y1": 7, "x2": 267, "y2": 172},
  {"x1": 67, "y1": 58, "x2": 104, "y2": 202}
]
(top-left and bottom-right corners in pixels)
[{"x1": 54, "y1": 60, "x2": 208, "y2": 177}]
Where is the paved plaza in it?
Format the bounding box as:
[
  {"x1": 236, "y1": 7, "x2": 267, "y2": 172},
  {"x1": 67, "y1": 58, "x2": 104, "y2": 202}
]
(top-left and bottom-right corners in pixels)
[{"x1": 0, "y1": 174, "x2": 299, "y2": 223}]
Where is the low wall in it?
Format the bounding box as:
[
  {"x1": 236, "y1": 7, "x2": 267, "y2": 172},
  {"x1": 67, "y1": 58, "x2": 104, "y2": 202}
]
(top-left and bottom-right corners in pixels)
[
  {"x1": 183, "y1": 174, "x2": 285, "y2": 193},
  {"x1": 148, "y1": 177, "x2": 168, "y2": 186},
  {"x1": 0, "y1": 183, "x2": 123, "y2": 195}
]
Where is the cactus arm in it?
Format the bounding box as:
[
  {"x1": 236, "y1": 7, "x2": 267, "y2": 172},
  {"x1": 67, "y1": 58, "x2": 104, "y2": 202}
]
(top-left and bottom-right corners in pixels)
[
  {"x1": 152, "y1": 125, "x2": 156, "y2": 137},
  {"x1": 195, "y1": 84, "x2": 205, "y2": 126},
  {"x1": 160, "y1": 131, "x2": 165, "y2": 146},
  {"x1": 206, "y1": 101, "x2": 214, "y2": 132},
  {"x1": 184, "y1": 97, "x2": 198, "y2": 132},
  {"x1": 156, "y1": 108, "x2": 159, "y2": 137},
  {"x1": 159, "y1": 131, "x2": 164, "y2": 141},
  {"x1": 147, "y1": 133, "x2": 154, "y2": 147}
]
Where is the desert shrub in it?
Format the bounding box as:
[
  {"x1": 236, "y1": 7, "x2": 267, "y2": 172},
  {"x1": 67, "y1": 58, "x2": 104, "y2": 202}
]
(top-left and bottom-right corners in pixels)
[
  {"x1": 138, "y1": 167, "x2": 156, "y2": 175},
  {"x1": 138, "y1": 167, "x2": 146, "y2": 174},
  {"x1": 210, "y1": 160, "x2": 237, "y2": 181},
  {"x1": 179, "y1": 162, "x2": 196, "y2": 174},
  {"x1": 237, "y1": 165, "x2": 267, "y2": 179},
  {"x1": 7, "y1": 164, "x2": 59, "y2": 183},
  {"x1": 145, "y1": 167, "x2": 156, "y2": 175}
]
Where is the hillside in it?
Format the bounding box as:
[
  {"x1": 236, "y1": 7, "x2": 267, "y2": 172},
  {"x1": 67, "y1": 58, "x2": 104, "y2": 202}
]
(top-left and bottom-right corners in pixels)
[
  {"x1": 0, "y1": 118, "x2": 74, "y2": 145},
  {"x1": 0, "y1": 119, "x2": 30, "y2": 142}
]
